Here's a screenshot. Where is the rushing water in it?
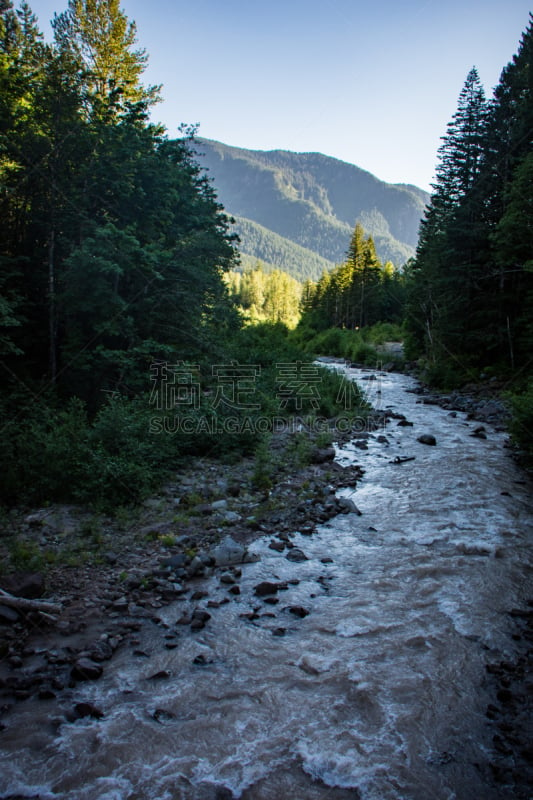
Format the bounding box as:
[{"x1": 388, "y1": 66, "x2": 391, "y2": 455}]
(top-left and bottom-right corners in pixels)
[{"x1": 2, "y1": 367, "x2": 533, "y2": 800}]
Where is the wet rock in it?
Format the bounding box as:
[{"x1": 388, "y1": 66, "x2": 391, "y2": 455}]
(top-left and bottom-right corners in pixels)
[
  {"x1": 147, "y1": 670, "x2": 171, "y2": 680},
  {"x1": 191, "y1": 590, "x2": 209, "y2": 600},
  {"x1": 193, "y1": 654, "x2": 213, "y2": 666},
  {"x1": 190, "y1": 609, "x2": 211, "y2": 631},
  {"x1": 272, "y1": 627, "x2": 286, "y2": 636},
  {"x1": 397, "y1": 419, "x2": 413, "y2": 427},
  {"x1": 254, "y1": 581, "x2": 283, "y2": 597},
  {"x1": 228, "y1": 585, "x2": 241, "y2": 596},
  {"x1": 337, "y1": 497, "x2": 362, "y2": 515},
  {"x1": 321, "y1": 557, "x2": 334, "y2": 564},
  {"x1": 71, "y1": 658, "x2": 103, "y2": 681},
  {"x1": 210, "y1": 536, "x2": 248, "y2": 567},
  {"x1": 87, "y1": 640, "x2": 113, "y2": 662},
  {"x1": 219, "y1": 573, "x2": 236, "y2": 585},
  {"x1": 74, "y1": 701, "x2": 104, "y2": 719},
  {"x1": 38, "y1": 688, "x2": 57, "y2": 700},
  {"x1": 285, "y1": 548, "x2": 308, "y2": 562},
  {"x1": 268, "y1": 539, "x2": 285, "y2": 552},
  {"x1": 417, "y1": 434, "x2": 437, "y2": 446},
  {"x1": 152, "y1": 708, "x2": 176, "y2": 723},
  {"x1": 289, "y1": 606, "x2": 309, "y2": 618}
]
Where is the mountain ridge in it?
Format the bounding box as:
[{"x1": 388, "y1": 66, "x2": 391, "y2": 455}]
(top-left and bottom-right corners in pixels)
[{"x1": 192, "y1": 138, "x2": 429, "y2": 280}]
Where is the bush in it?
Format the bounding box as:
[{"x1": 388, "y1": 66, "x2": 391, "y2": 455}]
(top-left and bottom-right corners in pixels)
[{"x1": 508, "y1": 379, "x2": 533, "y2": 466}]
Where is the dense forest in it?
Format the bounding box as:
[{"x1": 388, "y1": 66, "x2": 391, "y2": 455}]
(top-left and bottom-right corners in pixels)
[
  {"x1": 0, "y1": 0, "x2": 367, "y2": 508},
  {"x1": 1, "y1": 0, "x2": 532, "y2": 512}
]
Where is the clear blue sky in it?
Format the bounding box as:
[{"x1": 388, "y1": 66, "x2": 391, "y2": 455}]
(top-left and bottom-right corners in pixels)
[{"x1": 28, "y1": 0, "x2": 532, "y2": 191}]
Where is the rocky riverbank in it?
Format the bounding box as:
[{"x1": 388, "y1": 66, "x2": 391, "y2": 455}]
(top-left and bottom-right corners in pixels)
[
  {"x1": 0, "y1": 421, "x2": 370, "y2": 717},
  {"x1": 1, "y1": 367, "x2": 531, "y2": 800}
]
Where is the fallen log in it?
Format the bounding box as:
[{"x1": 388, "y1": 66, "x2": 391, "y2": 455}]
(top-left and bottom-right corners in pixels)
[{"x1": 0, "y1": 587, "x2": 62, "y2": 614}]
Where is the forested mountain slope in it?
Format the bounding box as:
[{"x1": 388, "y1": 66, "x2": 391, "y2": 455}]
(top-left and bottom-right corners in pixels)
[{"x1": 193, "y1": 138, "x2": 429, "y2": 278}]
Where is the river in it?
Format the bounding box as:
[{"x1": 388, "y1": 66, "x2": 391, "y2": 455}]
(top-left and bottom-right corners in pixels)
[{"x1": 1, "y1": 366, "x2": 532, "y2": 800}]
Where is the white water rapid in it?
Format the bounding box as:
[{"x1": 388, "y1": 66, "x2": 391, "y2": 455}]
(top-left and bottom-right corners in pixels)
[{"x1": 1, "y1": 367, "x2": 532, "y2": 800}]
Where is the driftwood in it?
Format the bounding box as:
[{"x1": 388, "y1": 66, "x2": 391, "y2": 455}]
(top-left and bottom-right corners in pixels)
[{"x1": 0, "y1": 587, "x2": 62, "y2": 615}]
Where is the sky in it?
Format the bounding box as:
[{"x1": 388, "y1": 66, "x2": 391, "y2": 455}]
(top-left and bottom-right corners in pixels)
[{"x1": 27, "y1": 0, "x2": 532, "y2": 192}]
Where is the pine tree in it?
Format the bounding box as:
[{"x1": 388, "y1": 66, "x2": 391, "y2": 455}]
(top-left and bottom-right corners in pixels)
[
  {"x1": 52, "y1": 0, "x2": 160, "y2": 120},
  {"x1": 405, "y1": 67, "x2": 488, "y2": 370}
]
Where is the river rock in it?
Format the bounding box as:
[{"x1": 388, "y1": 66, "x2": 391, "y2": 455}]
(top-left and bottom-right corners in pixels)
[
  {"x1": 161, "y1": 553, "x2": 189, "y2": 569},
  {"x1": 74, "y1": 702, "x2": 104, "y2": 719},
  {"x1": 190, "y1": 609, "x2": 211, "y2": 631},
  {"x1": 285, "y1": 547, "x2": 308, "y2": 562},
  {"x1": 417, "y1": 434, "x2": 437, "y2": 446},
  {"x1": 289, "y1": 606, "x2": 309, "y2": 618},
  {"x1": 210, "y1": 536, "x2": 247, "y2": 566},
  {"x1": 311, "y1": 446, "x2": 335, "y2": 464},
  {"x1": 269, "y1": 539, "x2": 286, "y2": 552},
  {"x1": 254, "y1": 581, "x2": 283, "y2": 596},
  {"x1": 337, "y1": 497, "x2": 362, "y2": 515},
  {"x1": 71, "y1": 658, "x2": 103, "y2": 681}
]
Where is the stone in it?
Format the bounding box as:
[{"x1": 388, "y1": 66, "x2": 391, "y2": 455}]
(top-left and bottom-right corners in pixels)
[
  {"x1": 289, "y1": 606, "x2": 309, "y2": 618},
  {"x1": 311, "y1": 446, "x2": 336, "y2": 464},
  {"x1": 161, "y1": 553, "x2": 189, "y2": 569},
  {"x1": 71, "y1": 658, "x2": 103, "y2": 681},
  {"x1": 1, "y1": 572, "x2": 45, "y2": 599},
  {"x1": 147, "y1": 670, "x2": 171, "y2": 680},
  {"x1": 74, "y1": 702, "x2": 104, "y2": 719},
  {"x1": 188, "y1": 556, "x2": 205, "y2": 577},
  {"x1": 0, "y1": 605, "x2": 20, "y2": 624},
  {"x1": 191, "y1": 590, "x2": 209, "y2": 600},
  {"x1": 210, "y1": 536, "x2": 248, "y2": 566},
  {"x1": 268, "y1": 539, "x2": 285, "y2": 552},
  {"x1": 219, "y1": 573, "x2": 236, "y2": 585},
  {"x1": 254, "y1": 581, "x2": 282, "y2": 596},
  {"x1": 417, "y1": 434, "x2": 437, "y2": 446},
  {"x1": 88, "y1": 640, "x2": 113, "y2": 662},
  {"x1": 190, "y1": 609, "x2": 211, "y2": 631},
  {"x1": 285, "y1": 548, "x2": 308, "y2": 562},
  {"x1": 337, "y1": 497, "x2": 362, "y2": 515},
  {"x1": 211, "y1": 499, "x2": 228, "y2": 511},
  {"x1": 223, "y1": 511, "x2": 241, "y2": 524}
]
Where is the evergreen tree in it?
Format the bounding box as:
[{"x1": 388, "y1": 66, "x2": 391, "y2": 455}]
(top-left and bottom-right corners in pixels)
[{"x1": 405, "y1": 67, "x2": 488, "y2": 367}]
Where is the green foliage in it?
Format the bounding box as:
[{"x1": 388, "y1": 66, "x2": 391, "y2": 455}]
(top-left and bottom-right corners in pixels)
[
  {"x1": 405, "y1": 21, "x2": 533, "y2": 383},
  {"x1": 226, "y1": 262, "x2": 303, "y2": 328},
  {"x1": 297, "y1": 222, "x2": 406, "y2": 334},
  {"x1": 252, "y1": 436, "x2": 274, "y2": 491},
  {"x1": 508, "y1": 380, "x2": 533, "y2": 466},
  {"x1": 235, "y1": 219, "x2": 336, "y2": 282}
]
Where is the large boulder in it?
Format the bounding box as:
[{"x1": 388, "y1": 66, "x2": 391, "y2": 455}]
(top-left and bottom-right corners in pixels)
[{"x1": 417, "y1": 434, "x2": 437, "y2": 446}]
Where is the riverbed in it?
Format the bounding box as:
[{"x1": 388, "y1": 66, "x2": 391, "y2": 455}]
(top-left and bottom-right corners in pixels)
[{"x1": 1, "y1": 366, "x2": 532, "y2": 800}]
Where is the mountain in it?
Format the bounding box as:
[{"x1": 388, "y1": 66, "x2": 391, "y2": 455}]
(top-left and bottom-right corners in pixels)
[{"x1": 192, "y1": 138, "x2": 430, "y2": 281}]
